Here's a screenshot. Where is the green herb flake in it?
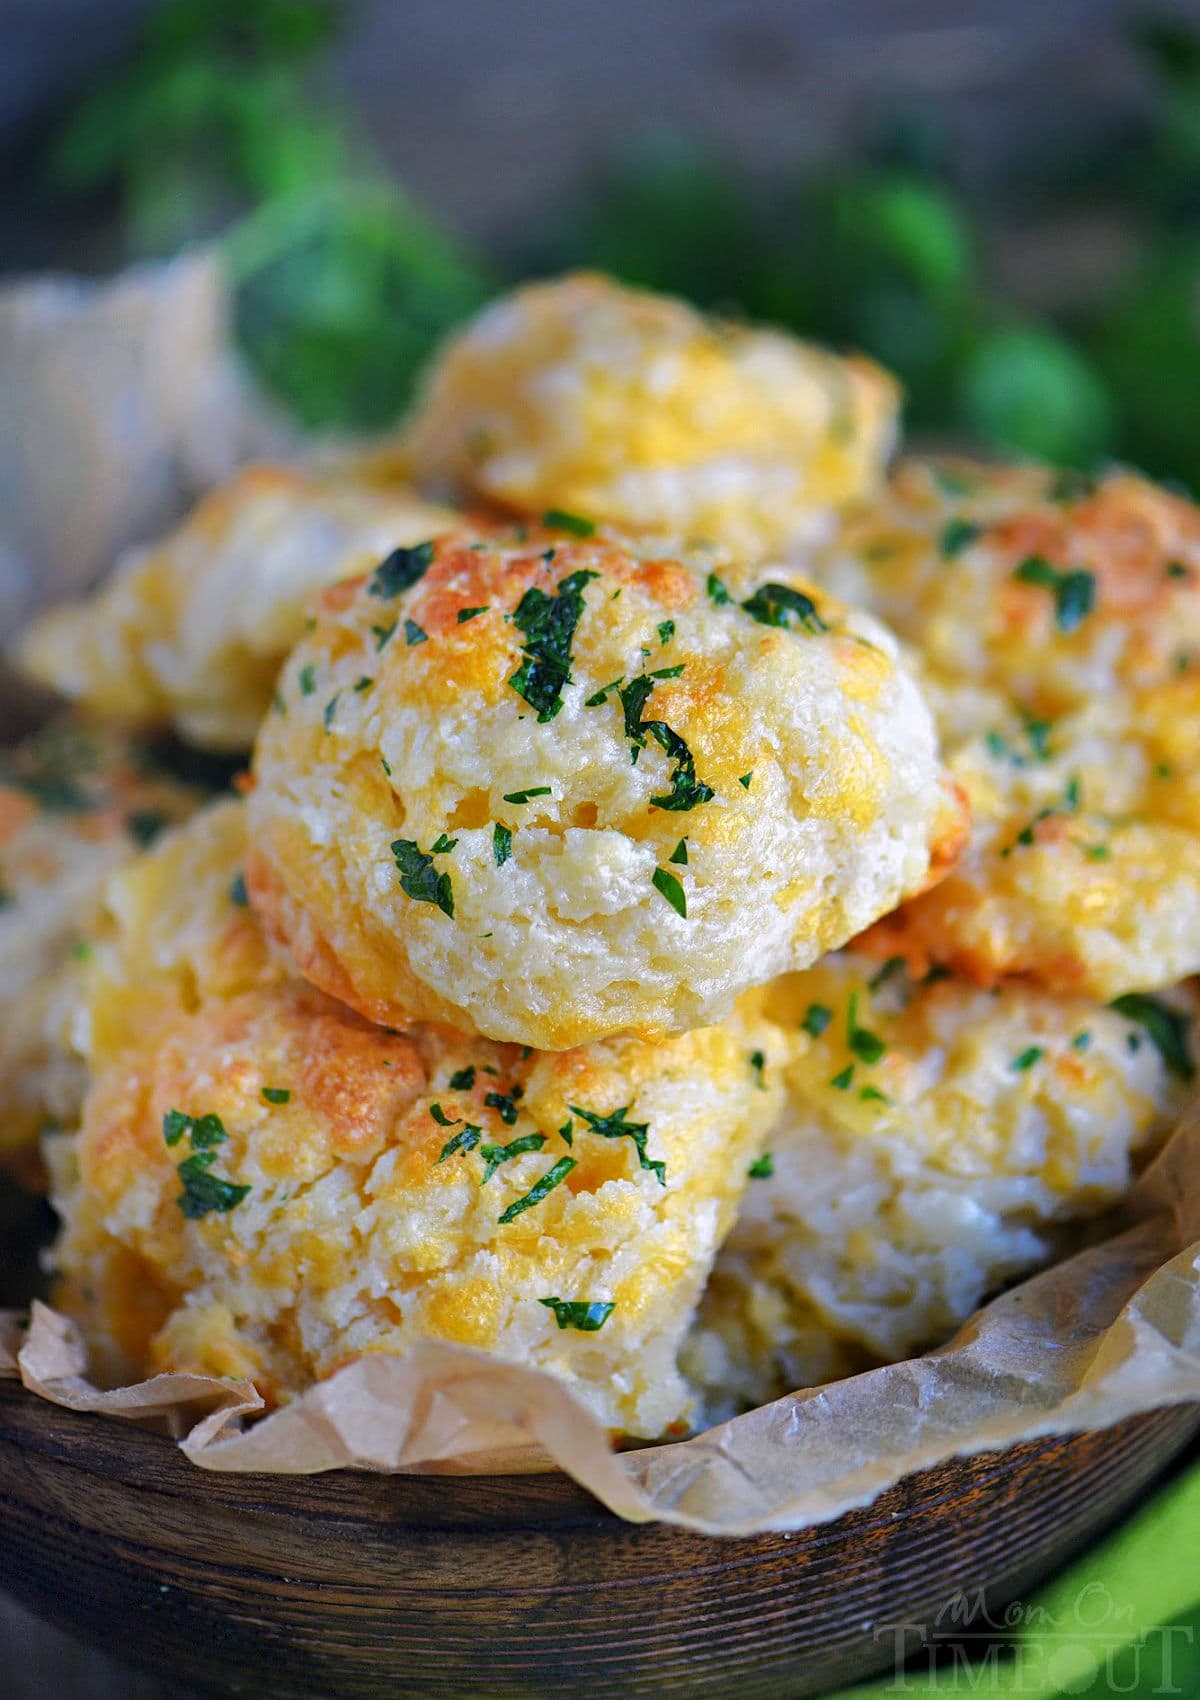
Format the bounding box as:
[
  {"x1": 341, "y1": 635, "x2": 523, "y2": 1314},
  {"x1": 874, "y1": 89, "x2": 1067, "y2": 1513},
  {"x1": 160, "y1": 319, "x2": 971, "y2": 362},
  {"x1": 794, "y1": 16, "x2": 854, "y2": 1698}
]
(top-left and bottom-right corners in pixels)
[
  {"x1": 749, "y1": 1049, "x2": 766, "y2": 1089},
  {"x1": 939, "y1": 518, "x2": 981, "y2": 558},
  {"x1": 229, "y1": 871, "x2": 249, "y2": 908},
  {"x1": 1166, "y1": 560, "x2": 1190, "y2": 581},
  {"x1": 484, "y1": 1088, "x2": 523, "y2": 1127},
  {"x1": 404, "y1": 619, "x2": 428, "y2": 647},
  {"x1": 390, "y1": 839, "x2": 454, "y2": 918},
  {"x1": 298, "y1": 664, "x2": 317, "y2": 696},
  {"x1": 737, "y1": 771, "x2": 753, "y2": 790},
  {"x1": 176, "y1": 1159, "x2": 252, "y2": 1221},
  {"x1": 802, "y1": 1003, "x2": 833, "y2": 1038},
  {"x1": 323, "y1": 693, "x2": 340, "y2": 731},
  {"x1": 368, "y1": 541, "x2": 436, "y2": 598},
  {"x1": 480, "y1": 1133, "x2": 546, "y2": 1184},
  {"x1": 1072, "y1": 1031, "x2": 1092, "y2": 1051},
  {"x1": 584, "y1": 676, "x2": 624, "y2": 707},
  {"x1": 539, "y1": 1297, "x2": 615, "y2": 1331},
  {"x1": 498, "y1": 1155, "x2": 577, "y2": 1223},
  {"x1": 372, "y1": 620, "x2": 398, "y2": 651},
  {"x1": 1013, "y1": 556, "x2": 1096, "y2": 634},
  {"x1": 859, "y1": 1086, "x2": 891, "y2": 1104},
  {"x1": 830, "y1": 1065, "x2": 855, "y2": 1091},
  {"x1": 1110, "y1": 994, "x2": 1195, "y2": 1081},
  {"x1": 542, "y1": 508, "x2": 595, "y2": 537},
  {"x1": 1011, "y1": 1046, "x2": 1045, "y2": 1072},
  {"x1": 449, "y1": 1066, "x2": 476, "y2": 1092},
  {"x1": 570, "y1": 1103, "x2": 665, "y2": 1184},
  {"x1": 869, "y1": 956, "x2": 907, "y2": 992},
  {"x1": 430, "y1": 833, "x2": 458, "y2": 854},
  {"x1": 618, "y1": 674, "x2": 714, "y2": 813},
  {"x1": 706, "y1": 572, "x2": 732, "y2": 606},
  {"x1": 381, "y1": 756, "x2": 393, "y2": 778},
  {"x1": 502, "y1": 787, "x2": 552, "y2": 805},
  {"x1": 261, "y1": 1088, "x2": 291, "y2": 1105},
  {"x1": 509, "y1": 568, "x2": 598, "y2": 722},
  {"x1": 657, "y1": 620, "x2": 675, "y2": 646},
  {"x1": 652, "y1": 866, "x2": 687, "y2": 918},
  {"x1": 127, "y1": 809, "x2": 166, "y2": 849},
  {"x1": 741, "y1": 582, "x2": 828, "y2": 634},
  {"x1": 847, "y1": 993, "x2": 886, "y2": 1064},
  {"x1": 353, "y1": 676, "x2": 374, "y2": 693},
  {"x1": 429, "y1": 1103, "x2": 459, "y2": 1128},
  {"x1": 669, "y1": 839, "x2": 688, "y2": 865},
  {"x1": 747, "y1": 1153, "x2": 774, "y2": 1180},
  {"x1": 493, "y1": 822, "x2": 513, "y2": 866},
  {"x1": 436, "y1": 1124, "x2": 482, "y2": 1163},
  {"x1": 457, "y1": 605, "x2": 489, "y2": 623},
  {"x1": 1083, "y1": 843, "x2": 1112, "y2": 860}
]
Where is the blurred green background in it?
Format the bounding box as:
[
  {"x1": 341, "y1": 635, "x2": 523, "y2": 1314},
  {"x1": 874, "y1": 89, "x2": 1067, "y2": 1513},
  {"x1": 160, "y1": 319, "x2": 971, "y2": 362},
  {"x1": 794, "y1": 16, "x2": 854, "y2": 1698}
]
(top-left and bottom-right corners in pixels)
[{"x1": 19, "y1": 0, "x2": 1200, "y2": 485}]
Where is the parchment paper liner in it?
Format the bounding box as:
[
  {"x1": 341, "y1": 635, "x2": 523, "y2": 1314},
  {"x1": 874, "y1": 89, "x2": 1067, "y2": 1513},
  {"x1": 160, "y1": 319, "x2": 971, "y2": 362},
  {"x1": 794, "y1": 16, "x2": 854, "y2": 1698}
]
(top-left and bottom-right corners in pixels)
[{"x1": 4, "y1": 1101, "x2": 1199, "y2": 1536}]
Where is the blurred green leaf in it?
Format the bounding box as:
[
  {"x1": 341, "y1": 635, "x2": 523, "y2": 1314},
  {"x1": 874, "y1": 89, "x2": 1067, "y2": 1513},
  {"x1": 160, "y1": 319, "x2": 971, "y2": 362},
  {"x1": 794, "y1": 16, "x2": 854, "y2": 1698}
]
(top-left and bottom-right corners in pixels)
[
  {"x1": 959, "y1": 326, "x2": 1115, "y2": 466},
  {"x1": 228, "y1": 184, "x2": 493, "y2": 429}
]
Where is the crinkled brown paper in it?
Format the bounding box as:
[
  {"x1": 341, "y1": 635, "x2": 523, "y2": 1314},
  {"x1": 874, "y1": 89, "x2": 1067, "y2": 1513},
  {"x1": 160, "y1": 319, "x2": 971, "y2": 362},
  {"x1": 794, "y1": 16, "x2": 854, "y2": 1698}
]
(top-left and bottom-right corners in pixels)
[{"x1": 4, "y1": 1103, "x2": 1199, "y2": 1535}]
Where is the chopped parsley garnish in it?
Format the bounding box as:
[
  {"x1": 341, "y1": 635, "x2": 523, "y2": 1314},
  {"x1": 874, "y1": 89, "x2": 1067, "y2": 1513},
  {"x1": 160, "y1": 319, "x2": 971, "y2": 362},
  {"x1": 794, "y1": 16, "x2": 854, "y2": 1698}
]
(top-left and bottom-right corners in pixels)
[
  {"x1": 353, "y1": 676, "x2": 374, "y2": 693},
  {"x1": 480, "y1": 1133, "x2": 546, "y2": 1184},
  {"x1": 390, "y1": 838, "x2": 455, "y2": 918},
  {"x1": 652, "y1": 865, "x2": 687, "y2": 917},
  {"x1": 570, "y1": 1103, "x2": 665, "y2": 1184},
  {"x1": 869, "y1": 956, "x2": 907, "y2": 992},
  {"x1": 737, "y1": 772, "x2": 753, "y2": 790},
  {"x1": 706, "y1": 572, "x2": 733, "y2": 605},
  {"x1": 457, "y1": 605, "x2": 489, "y2": 623},
  {"x1": 1011, "y1": 1046, "x2": 1045, "y2": 1072},
  {"x1": 539, "y1": 1297, "x2": 615, "y2": 1331},
  {"x1": 261, "y1": 1088, "x2": 290, "y2": 1105},
  {"x1": 859, "y1": 1085, "x2": 890, "y2": 1104},
  {"x1": 127, "y1": 809, "x2": 166, "y2": 848},
  {"x1": 372, "y1": 620, "x2": 397, "y2": 651},
  {"x1": 1166, "y1": 560, "x2": 1190, "y2": 581},
  {"x1": 404, "y1": 619, "x2": 428, "y2": 646},
  {"x1": 430, "y1": 833, "x2": 458, "y2": 854},
  {"x1": 429, "y1": 1103, "x2": 459, "y2": 1127},
  {"x1": 162, "y1": 1109, "x2": 249, "y2": 1220},
  {"x1": 509, "y1": 569, "x2": 598, "y2": 722},
  {"x1": 542, "y1": 508, "x2": 595, "y2": 537},
  {"x1": 1072, "y1": 1031, "x2": 1092, "y2": 1051},
  {"x1": 381, "y1": 756, "x2": 393, "y2": 777},
  {"x1": 939, "y1": 518, "x2": 981, "y2": 558},
  {"x1": 1109, "y1": 994, "x2": 1195, "y2": 1081},
  {"x1": 749, "y1": 1049, "x2": 766, "y2": 1088},
  {"x1": 830, "y1": 1065, "x2": 855, "y2": 1090},
  {"x1": 502, "y1": 787, "x2": 552, "y2": 805},
  {"x1": 436, "y1": 1124, "x2": 482, "y2": 1163},
  {"x1": 747, "y1": 1153, "x2": 774, "y2": 1179},
  {"x1": 493, "y1": 822, "x2": 513, "y2": 866},
  {"x1": 669, "y1": 839, "x2": 688, "y2": 865},
  {"x1": 986, "y1": 715, "x2": 1054, "y2": 767},
  {"x1": 1003, "y1": 776, "x2": 1082, "y2": 855},
  {"x1": 657, "y1": 620, "x2": 675, "y2": 645},
  {"x1": 449, "y1": 1066, "x2": 476, "y2": 1091},
  {"x1": 485, "y1": 1088, "x2": 522, "y2": 1126},
  {"x1": 323, "y1": 693, "x2": 340, "y2": 731},
  {"x1": 497, "y1": 1155, "x2": 576, "y2": 1223},
  {"x1": 802, "y1": 1003, "x2": 833, "y2": 1038},
  {"x1": 617, "y1": 673, "x2": 714, "y2": 812},
  {"x1": 1083, "y1": 843, "x2": 1111, "y2": 860},
  {"x1": 299, "y1": 664, "x2": 317, "y2": 696},
  {"x1": 229, "y1": 871, "x2": 249, "y2": 907},
  {"x1": 1013, "y1": 555, "x2": 1096, "y2": 633},
  {"x1": 368, "y1": 541, "x2": 435, "y2": 598},
  {"x1": 847, "y1": 993, "x2": 886, "y2": 1064},
  {"x1": 584, "y1": 676, "x2": 624, "y2": 707},
  {"x1": 741, "y1": 582, "x2": 828, "y2": 634}
]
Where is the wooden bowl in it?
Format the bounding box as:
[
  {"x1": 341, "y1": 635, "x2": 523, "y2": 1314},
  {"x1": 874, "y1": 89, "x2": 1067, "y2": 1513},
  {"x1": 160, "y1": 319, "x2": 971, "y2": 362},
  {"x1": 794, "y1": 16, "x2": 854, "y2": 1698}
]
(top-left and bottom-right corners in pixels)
[{"x1": 0, "y1": 1379, "x2": 1196, "y2": 1699}]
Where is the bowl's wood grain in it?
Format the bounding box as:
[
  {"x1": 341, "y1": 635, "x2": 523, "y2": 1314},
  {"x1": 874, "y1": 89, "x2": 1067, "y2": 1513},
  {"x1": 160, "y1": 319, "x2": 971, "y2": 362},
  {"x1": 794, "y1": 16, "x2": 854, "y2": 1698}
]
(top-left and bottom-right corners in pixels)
[{"x1": 0, "y1": 1382, "x2": 1196, "y2": 1699}]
